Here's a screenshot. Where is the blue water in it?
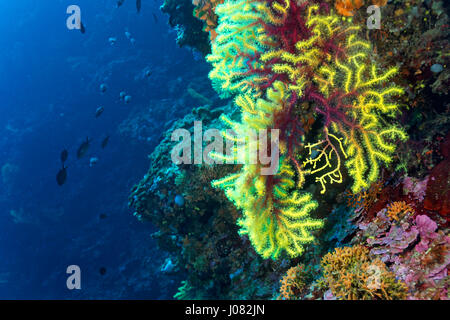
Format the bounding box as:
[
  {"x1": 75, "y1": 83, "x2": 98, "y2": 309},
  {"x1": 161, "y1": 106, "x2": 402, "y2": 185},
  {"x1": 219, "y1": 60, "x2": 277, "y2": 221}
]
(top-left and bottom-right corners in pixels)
[{"x1": 0, "y1": 0, "x2": 209, "y2": 299}]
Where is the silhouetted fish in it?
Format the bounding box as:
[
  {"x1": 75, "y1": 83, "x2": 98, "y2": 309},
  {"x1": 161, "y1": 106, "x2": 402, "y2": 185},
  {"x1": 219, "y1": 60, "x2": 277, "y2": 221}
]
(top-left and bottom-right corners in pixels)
[
  {"x1": 95, "y1": 106, "x2": 104, "y2": 118},
  {"x1": 101, "y1": 136, "x2": 110, "y2": 149},
  {"x1": 99, "y1": 213, "x2": 107, "y2": 219},
  {"x1": 117, "y1": 0, "x2": 125, "y2": 8},
  {"x1": 56, "y1": 165, "x2": 67, "y2": 186},
  {"x1": 136, "y1": 0, "x2": 141, "y2": 13},
  {"x1": 77, "y1": 137, "x2": 91, "y2": 159},
  {"x1": 80, "y1": 21, "x2": 86, "y2": 34},
  {"x1": 61, "y1": 149, "x2": 68, "y2": 163},
  {"x1": 99, "y1": 267, "x2": 107, "y2": 275}
]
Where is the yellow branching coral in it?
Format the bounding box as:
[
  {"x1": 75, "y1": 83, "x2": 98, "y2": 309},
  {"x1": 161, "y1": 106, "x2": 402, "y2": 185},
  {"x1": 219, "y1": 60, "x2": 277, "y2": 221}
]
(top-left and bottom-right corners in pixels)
[
  {"x1": 260, "y1": 5, "x2": 407, "y2": 193},
  {"x1": 211, "y1": 81, "x2": 323, "y2": 260},
  {"x1": 207, "y1": 0, "x2": 275, "y2": 98},
  {"x1": 209, "y1": 81, "x2": 289, "y2": 164},
  {"x1": 321, "y1": 245, "x2": 408, "y2": 300},
  {"x1": 215, "y1": 160, "x2": 322, "y2": 259},
  {"x1": 386, "y1": 201, "x2": 414, "y2": 221},
  {"x1": 303, "y1": 128, "x2": 347, "y2": 194},
  {"x1": 206, "y1": 1, "x2": 407, "y2": 260}
]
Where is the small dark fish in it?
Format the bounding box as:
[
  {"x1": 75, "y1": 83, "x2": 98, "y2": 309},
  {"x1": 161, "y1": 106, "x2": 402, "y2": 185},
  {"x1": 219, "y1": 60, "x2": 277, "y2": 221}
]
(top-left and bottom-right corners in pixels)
[
  {"x1": 136, "y1": 0, "x2": 141, "y2": 13},
  {"x1": 61, "y1": 149, "x2": 68, "y2": 163},
  {"x1": 80, "y1": 21, "x2": 86, "y2": 34},
  {"x1": 152, "y1": 13, "x2": 158, "y2": 24},
  {"x1": 117, "y1": 0, "x2": 125, "y2": 8},
  {"x1": 145, "y1": 70, "x2": 152, "y2": 78},
  {"x1": 56, "y1": 165, "x2": 67, "y2": 186},
  {"x1": 99, "y1": 267, "x2": 107, "y2": 275},
  {"x1": 99, "y1": 213, "x2": 107, "y2": 219},
  {"x1": 101, "y1": 135, "x2": 110, "y2": 149},
  {"x1": 95, "y1": 106, "x2": 104, "y2": 118},
  {"x1": 77, "y1": 137, "x2": 91, "y2": 159}
]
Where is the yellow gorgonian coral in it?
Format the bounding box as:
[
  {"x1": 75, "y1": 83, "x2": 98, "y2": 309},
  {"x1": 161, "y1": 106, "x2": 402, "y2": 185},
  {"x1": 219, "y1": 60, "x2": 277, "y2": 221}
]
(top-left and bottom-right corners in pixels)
[
  {"x1": 217, "y1": 160, "x2": 322, "y2": 259},
  {"x1": 211, "y1": 82, "x2": 323, "y2": 259},
  {"x1": 262, "y1": 5, "x2": 407, "y2": 193},
  {"x1": 207, "y1": 1, "x2": 407, "y2": 260},
  {"x1": 207, "y1": 0, "x2": 276, "y2": 98}
]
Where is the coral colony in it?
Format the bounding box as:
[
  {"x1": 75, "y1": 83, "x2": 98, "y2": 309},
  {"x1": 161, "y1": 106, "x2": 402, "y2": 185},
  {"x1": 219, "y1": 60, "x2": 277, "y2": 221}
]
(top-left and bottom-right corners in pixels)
[
  {"x1": 209, "y1": 1, "x2": 406, "y2": 259},
  {"x1": 129, "y1": 0, "x2": 449, "y2": 300}
]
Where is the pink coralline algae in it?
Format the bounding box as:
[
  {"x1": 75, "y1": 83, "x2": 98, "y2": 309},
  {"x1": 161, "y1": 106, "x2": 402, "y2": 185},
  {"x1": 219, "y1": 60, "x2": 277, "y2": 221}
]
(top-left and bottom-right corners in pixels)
[
  {"x1": 415, "y1": 214, "x2": 439, "y2": 253},
  {"x1": 360, "y1": 211, "x2": 449, "y2": 299},
  {"x1": 365, "y1": 211, "x2": 419, "y2": 261},
  {"x1": 402, "y1": 176, "x2": 429, "y2": 203}
]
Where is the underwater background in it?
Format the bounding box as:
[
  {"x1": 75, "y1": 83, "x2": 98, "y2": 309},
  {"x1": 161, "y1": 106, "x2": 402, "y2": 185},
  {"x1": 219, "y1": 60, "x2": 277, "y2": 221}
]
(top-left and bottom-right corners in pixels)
[
  {"x1": 0, "y1": 0, "x2": 449, "y2": 300},
  {"x1": 0, "y1": 0, "x2": 217, "y2": 299}
]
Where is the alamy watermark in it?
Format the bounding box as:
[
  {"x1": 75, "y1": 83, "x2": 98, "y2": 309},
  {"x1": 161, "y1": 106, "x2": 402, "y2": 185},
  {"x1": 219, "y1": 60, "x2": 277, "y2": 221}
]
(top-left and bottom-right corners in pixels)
[
  {"x1": 65, "y1": 4, "x2": 381, "y2": 31},
  {"x1": 170, "y1": 121, "x2": 280, "y2": 176},
  {"x1": 367, "y1": 5, "x2": 381, "y2": 30},
  {"x1": 66, "y1": 265, "x2": 81, "y2": 290},
  {"x1": 66, "y1": 5, "x2": 81, "y2": 30}
]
